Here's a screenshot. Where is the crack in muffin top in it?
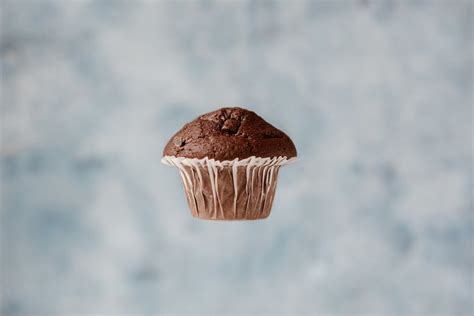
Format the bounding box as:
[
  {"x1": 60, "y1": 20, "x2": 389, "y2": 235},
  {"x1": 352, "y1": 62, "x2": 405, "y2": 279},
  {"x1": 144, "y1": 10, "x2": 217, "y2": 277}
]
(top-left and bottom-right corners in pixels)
[{"x1": 163, "y1": 107, "x2": 297, "y2": 161}]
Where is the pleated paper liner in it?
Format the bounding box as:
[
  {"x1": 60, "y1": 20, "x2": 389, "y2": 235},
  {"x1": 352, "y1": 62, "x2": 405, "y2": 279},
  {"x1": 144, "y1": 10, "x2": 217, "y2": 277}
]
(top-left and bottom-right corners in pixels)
[{"x1": 162, "y1": 156, "x2": 296, "y2": 220}]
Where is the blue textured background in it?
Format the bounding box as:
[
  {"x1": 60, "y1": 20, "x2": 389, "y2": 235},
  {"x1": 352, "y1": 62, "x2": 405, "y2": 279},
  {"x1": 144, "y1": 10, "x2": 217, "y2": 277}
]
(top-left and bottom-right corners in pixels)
[{"x1": 1, "y1": 1, "x2": 473, "y2": 315}]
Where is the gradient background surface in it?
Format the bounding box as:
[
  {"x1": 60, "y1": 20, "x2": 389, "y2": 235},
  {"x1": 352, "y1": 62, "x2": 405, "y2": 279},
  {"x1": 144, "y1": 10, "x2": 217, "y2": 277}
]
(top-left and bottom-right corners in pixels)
[{"x1": 1, "y1": 0, "x2": 473, "y2": 315}]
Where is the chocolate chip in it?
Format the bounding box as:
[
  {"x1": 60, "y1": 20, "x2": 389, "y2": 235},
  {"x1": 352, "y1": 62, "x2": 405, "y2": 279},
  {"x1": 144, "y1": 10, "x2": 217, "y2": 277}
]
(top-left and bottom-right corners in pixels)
[
  {"x1": 221, "y1": 118, "x2": 240, "y2": 134},
  {"x1": 173, "y1": 136, "x2": 186, "y2": 147}
]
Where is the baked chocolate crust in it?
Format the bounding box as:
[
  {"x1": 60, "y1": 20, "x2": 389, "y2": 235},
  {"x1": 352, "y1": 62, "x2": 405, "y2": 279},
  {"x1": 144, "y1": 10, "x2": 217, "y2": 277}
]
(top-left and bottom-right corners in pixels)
[{"x1": 163, "y1": 107, "x2": 297, "y2": 160}]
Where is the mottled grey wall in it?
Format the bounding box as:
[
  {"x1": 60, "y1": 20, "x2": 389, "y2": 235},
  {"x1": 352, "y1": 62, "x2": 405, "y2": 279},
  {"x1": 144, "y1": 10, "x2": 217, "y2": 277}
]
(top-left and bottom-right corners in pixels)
[{"x1": 1, "y1": 0, "x2": 472, "y2": 315}]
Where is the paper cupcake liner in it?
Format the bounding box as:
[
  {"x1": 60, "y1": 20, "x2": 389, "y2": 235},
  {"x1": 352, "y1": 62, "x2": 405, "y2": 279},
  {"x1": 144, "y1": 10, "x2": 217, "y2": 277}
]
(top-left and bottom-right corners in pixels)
[{"x1": 162, "y1": 156, "x2": 296, "y2": 220}]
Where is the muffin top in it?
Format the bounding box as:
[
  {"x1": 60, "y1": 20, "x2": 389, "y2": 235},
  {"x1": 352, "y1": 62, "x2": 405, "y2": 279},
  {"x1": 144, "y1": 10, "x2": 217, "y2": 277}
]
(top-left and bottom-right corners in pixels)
[{"x1": 163, "y1": 107, "x2": 297, "y2": 160}]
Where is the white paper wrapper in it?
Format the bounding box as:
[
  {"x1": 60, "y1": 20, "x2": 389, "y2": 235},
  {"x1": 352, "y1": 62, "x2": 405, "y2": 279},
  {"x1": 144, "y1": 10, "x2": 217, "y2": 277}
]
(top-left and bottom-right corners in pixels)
[{"x1": 162, "y1": 155, "x2": 296, "y2": 220}]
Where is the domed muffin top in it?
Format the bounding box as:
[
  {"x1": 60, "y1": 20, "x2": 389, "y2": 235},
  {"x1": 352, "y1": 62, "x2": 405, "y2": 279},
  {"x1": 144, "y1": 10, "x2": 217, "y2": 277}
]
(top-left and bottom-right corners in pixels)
[{"x1": 163, "y1": 107, "x2": 297, "y2": 161}]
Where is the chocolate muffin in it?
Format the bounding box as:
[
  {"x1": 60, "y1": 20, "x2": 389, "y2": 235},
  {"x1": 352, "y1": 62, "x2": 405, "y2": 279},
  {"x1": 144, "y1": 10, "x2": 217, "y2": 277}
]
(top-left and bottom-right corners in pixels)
[
  {"x1": 162, "y1": 107, "x2": 297, "y2": 220},
  {"x1": 163, "y1": 107, "x2": 297, "y2": 160}
]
